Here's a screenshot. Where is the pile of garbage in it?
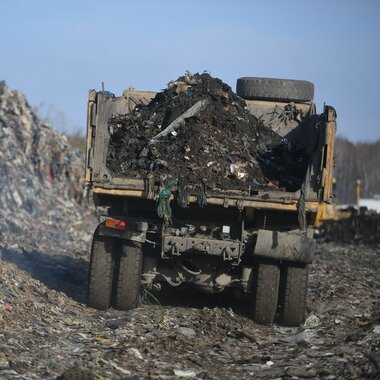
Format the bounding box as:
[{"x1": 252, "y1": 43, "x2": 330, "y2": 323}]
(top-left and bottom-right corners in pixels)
[
  {"x1": 320, "y1": 211, "x2": 380, "y2": 244},
  {"x1": 0, "y1": 81, "x2": 89, "y2": 249},
  {"x1": 107, "y1": 73, "x2": 310, "y2": 192}
]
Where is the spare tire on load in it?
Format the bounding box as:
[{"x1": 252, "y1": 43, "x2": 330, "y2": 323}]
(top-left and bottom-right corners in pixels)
[{"x1": 236, "y1": 77, "x2": 314, "y2": 102}]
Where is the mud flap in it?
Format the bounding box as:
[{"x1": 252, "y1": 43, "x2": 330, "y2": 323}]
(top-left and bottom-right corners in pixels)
[{"x1": 254, "y1": 229, "x2": 315, "y2": 264}]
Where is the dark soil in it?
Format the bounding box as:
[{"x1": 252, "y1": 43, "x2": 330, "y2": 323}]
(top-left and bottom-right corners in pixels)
[{"x1": 106, "y1": 73, "x2": 309, "y2": 192}]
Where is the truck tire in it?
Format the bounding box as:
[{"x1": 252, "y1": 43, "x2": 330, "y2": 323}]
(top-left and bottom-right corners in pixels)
[
  {"x1": 236, "y1": 77, "x2": 314, "y2": 102},
  {"x1": 115, "y1": 243, "x2": 143, "y2": 310},
  {"x1": 87, "y1": 232, "x2": 115, "y2": 310},
  {"x1": 279, "y1": 264, "x2": 308, "y2": 326},
  {"x1": 252, "y1": 260, "x2": 280, "y2": 325}
]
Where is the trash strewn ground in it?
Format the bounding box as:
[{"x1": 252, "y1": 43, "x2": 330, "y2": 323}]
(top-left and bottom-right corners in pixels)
[
  {"x1": 1, "y1": 242, "x2": 379, "y2": 379},
  {"x1": 107, "y1": 73, "x2": 310, "y2": 192}
]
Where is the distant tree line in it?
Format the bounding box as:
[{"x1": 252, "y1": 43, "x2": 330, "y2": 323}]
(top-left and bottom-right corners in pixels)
[{"x1": 333, "y1": 137, "x2": 380, "y2": 204}]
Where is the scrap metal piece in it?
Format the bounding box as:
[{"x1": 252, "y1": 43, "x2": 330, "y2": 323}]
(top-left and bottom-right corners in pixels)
[{"x1": 149, "y1": 98, "x2": 210, "y2": 144}]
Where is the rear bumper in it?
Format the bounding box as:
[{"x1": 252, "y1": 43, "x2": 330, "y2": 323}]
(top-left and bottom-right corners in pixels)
[
  {"x1": 98, "y1": 219, "x2": 148, "y2": 243},
  {"x1": 162, "y1": 235, "x2": 242, "y2": 262}
]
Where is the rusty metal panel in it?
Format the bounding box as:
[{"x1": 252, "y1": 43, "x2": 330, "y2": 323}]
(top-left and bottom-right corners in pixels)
[
  {"x1": 92, "y1": 185, "x2": 319, "y2": 212},
  {"x1": 84, "y1": 90, "x2": 97, "y2": 182},
  {"x1": 254, "y1": 229, "x2": 315, "y2": 263},
  {"x1": 322, "y1": 106, "x2": 337, "y2": 201}
]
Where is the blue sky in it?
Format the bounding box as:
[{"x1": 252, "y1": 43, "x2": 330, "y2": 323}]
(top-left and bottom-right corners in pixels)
[{"x1": 1, "y1": 0, "x2": 379, "y2": 141}]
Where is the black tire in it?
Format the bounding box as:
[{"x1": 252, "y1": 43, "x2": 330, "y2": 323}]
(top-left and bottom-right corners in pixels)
[
  {"x1": 279, "y1": 264, "x2": 308, "y2": 326},
  {"x1": 87, "y1": 232, "x2": 115, "y2": 310},
  {"x1": 236, "y1": 77, "x2": 314, "y2": 102},
  {"x1": 115, "y1": 242, "x2": 143, "y2": 310},
  {"x1": 252, "y1": 260, "x2": 280, "y2": 325}
]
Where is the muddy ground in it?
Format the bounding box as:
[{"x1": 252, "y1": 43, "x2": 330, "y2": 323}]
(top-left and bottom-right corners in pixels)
[{"x1": 1, "y1": 220, "x2": 379, "y2": 379}]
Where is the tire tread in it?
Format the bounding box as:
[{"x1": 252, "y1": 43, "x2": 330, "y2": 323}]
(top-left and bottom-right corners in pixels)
[
  {"x1": 87, "y1": 233, "x2": 114, "y2": 310},
  {"x1": 115, "y1": 244, "x2": 142, "y2": 310},
  {"x1": 281, "y1": 264, "x2": 308, "y2": 326},
  {"x1": 236, "y1": 77, "x2": 314, "y2": 102},
  {"x1": 253, "y1": 261, "x2": 280, "y2": 325}
]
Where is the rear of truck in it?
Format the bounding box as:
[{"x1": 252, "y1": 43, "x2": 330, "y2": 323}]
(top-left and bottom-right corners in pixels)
[{"x1": 84, "y1": 77, "x2": 336, "y2": 326}]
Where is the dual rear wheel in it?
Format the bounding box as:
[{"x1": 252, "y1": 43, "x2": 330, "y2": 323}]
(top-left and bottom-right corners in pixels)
[
  {"x1": 252, "y1": 259, "x2": 308, "y2": 326},
  {"x1": 87, "y1": 231, "x2": 308, "y2": 326},
  {"x1": 87, "y1": 231, "x2": 142, "y2": 311}
]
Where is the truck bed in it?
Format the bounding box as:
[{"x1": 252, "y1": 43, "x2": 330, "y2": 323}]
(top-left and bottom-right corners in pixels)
[{"x1": 85, "y1": 89, "x2": 336, "y2": 214}]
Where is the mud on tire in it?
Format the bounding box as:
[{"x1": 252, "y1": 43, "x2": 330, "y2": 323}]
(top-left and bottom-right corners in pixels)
[
  {"x1": 87, "y1": 232, "x2": 115, "y2": 310},
  {"x1": 115, "y1": 242, "x2": 143, "y2": 310},
  {"x1": 252, "y1": 260, "x2": 280, "y2": 325},
  {"x1": 278, "y1": 264, "x2": 309, "y2": 326}
]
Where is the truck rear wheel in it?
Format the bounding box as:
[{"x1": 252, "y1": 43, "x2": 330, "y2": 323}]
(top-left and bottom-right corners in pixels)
[
  {"x1": 252, "y1": 260, "x2": 280, "y2": 325},
  {"x1": 115, "y1": 243, "x2": 143, "y2": 310},
  {"x1": 279, "y1": 264, "x2": 308, "y2": 326},
  {"x1": 87, "y1": 232, "x2": 115, "y2": 310}
]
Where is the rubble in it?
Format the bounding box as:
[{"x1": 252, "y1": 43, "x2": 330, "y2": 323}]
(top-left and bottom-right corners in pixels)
[
  {"x1": 319, "y1": 211, "x2": 380, "y2": 244},
  {"x1": 107, "y1": 73, "x2": 310, "y2": 192}
]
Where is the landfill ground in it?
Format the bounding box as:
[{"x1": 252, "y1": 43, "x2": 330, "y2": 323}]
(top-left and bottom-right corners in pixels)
[{"x1": 1, "y1": 219, "x2": 379, "y2": 380}]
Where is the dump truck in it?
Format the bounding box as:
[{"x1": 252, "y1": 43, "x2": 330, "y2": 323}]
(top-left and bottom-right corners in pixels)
[{"x1": 85, "y1": 76, "x2": 336, "y2": 326}]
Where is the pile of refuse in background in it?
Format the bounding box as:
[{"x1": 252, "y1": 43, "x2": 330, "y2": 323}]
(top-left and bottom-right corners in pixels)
[
  {"x1": 319, "y1": 210, "x2": 380, "y2": 244},
  {"x1": 107, "y1": 73, "x2": 310, "y2": 192},
  {"x1": 0, "y1": 80, "x2": 96, "y2": 310},
  {"x1": 0, "y1": 81, "x2": 93, "y2": 252}
]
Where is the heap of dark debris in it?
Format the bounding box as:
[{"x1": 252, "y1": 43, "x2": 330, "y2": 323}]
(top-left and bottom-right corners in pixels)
[
  {"x1": 320, "y1": 210, "x2": 380, "y2": 244},
  {"x1": 107, "y1": 73, "x2": 309, "y2": 192}
]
